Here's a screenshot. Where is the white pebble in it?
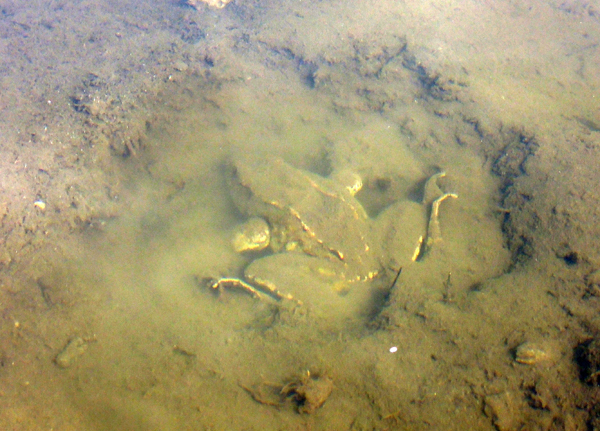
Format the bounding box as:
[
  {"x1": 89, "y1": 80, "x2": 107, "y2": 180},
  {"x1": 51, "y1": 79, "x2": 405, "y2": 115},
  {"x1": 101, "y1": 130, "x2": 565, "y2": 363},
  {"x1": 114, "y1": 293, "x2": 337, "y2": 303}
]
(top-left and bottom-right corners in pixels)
[{"x1": 389, "y1": 346, "x2": 398, "y2": 353}]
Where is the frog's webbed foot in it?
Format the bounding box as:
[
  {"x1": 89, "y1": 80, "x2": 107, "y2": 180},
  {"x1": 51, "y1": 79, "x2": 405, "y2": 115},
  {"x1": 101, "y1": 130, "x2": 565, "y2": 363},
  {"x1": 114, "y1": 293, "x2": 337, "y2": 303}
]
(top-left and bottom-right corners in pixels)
[{"x1": 417, "y1": 172, "x2": 458, "y2": 260}]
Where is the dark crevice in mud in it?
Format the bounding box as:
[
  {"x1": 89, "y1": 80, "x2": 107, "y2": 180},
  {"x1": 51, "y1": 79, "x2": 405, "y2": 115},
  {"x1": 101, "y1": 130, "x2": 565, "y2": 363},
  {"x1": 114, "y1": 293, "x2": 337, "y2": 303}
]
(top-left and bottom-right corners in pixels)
[
  {"x1": 251, "y1": 32, "x2": 470, "y2": 116},
  {"x1": 555, "y1": 3, "x2": 600, "y2": 20},
  {"x1": 258, "y1": 42, "x2": 320, "y2": 90},
  {"x1": 350, "y1": 35, "x2": 408, "y2": 78},
  {"x1": 255, "y1": 36, "x2": 417, "y2": 108},
  {"x1": 176, "y1": 18, "x2": 206, "y2": 44},
  {"x1": 0, "y1": 7, "x2": 15, "y2": 18},
  {"x1": 402, "y1": 54, "x2": 467, "y2": 102},
  {"x1": 450, "y1": 115, "x2": 541, "y2": 272},
  {"x1": 492, "y1": 133, "x2": 539, "y2": 181},
  {"x1": 303, "y1": 62, "x2": 320, "y2": 89},
  {"x1": 489, "y1": 132, "x2": 540, "y2": 269},
  {"x1": 456, "y1": 115, "x2": 490, "y2": 145},
  {"x1": 575, "y1": 337, "x2": 600, "y2": 386},
  {"x1": 574, "y1": 115, "x2": 600, "y2": 132},
  {"x1": 555, "y1": 243, "x2": 587, "y2": 268}
]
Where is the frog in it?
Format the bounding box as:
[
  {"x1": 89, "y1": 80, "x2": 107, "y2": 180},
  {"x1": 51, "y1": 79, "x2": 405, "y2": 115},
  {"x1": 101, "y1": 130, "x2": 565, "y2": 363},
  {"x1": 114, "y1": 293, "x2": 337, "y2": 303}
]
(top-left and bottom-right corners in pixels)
[{"x1": 208, "y1": 152, "x2": 457, "y2": 306}]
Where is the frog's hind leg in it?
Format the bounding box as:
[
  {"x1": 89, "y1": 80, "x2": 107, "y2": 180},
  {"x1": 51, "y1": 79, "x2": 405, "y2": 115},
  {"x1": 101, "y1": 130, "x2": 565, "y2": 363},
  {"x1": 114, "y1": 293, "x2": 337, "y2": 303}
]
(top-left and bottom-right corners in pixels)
[
  {"x1": 246, "y1": 275, "x2": 302, "y2": 305},
  {"x1": 418, "y1": 172, "x2": 458, "y2": 259},
  {"x1": 422, "y1": 171, "x2": 447, "y2": 206},
  {"x1": 425, "y1": 192, "x2": 458, "y2": 248}
]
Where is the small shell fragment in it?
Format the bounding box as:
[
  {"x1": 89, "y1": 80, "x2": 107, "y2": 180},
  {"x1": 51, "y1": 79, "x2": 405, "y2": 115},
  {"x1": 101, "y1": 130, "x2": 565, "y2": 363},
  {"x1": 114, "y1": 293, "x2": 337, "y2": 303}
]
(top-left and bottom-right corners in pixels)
[{"x1": 514, "y1": 341, "x2": 556, "y2": 365}]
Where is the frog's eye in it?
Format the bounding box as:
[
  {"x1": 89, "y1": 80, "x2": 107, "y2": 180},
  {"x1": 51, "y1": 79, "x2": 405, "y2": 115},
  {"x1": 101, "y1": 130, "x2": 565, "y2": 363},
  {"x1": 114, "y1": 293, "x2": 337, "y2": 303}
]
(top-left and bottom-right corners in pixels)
[
  {"x1": 232, "y1": 217, "x2": 271, "y2": 253},
  {"x1": 332, "y1": 170, "x2": 363, "y2": 196}
]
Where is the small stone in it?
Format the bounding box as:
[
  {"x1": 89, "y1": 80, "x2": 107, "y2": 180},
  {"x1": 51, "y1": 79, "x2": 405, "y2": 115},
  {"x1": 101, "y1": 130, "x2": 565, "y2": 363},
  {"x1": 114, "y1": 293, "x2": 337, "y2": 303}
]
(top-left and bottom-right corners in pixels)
[
  {"x1": 55, "y1": 337, "x2": 87, "y2": 368},
  {"x1": 173, "y1": 61, "x2": 188, "y2": 72}
]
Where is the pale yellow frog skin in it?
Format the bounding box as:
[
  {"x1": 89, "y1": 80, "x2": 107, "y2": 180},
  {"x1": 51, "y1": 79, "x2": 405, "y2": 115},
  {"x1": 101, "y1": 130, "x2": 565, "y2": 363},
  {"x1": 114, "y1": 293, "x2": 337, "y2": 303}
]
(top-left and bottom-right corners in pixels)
[{"x1": 211, "y1": 153, "x2": 456, "y2": 305}]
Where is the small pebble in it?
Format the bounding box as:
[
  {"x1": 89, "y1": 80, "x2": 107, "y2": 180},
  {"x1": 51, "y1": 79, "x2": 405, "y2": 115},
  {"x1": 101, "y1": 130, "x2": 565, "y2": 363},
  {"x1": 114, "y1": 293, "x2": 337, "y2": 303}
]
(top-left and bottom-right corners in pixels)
[
  {"x1": 55, "y1": 337, "x2": 87, "y2": 368},
  {"x1": 174, "y1": 61, "x2": 188, "y2": 72}
]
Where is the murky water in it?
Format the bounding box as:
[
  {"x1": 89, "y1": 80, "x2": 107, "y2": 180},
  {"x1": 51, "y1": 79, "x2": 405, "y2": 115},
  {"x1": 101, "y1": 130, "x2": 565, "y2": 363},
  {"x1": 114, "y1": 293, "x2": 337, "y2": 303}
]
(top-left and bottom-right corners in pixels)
[
  {"x1": 2, "y1": 0, "x2": 600, "y2": 429},
  {"x1": 44, "y1": 70, "x2": 507, "y2": 429}
]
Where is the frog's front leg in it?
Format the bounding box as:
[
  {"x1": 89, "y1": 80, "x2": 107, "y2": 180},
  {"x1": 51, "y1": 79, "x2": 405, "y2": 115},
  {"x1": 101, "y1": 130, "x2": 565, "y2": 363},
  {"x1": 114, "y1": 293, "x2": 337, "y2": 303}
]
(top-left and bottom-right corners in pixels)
[{"x1": 206, "y1": 277, "x2": 268, "y2": 300}]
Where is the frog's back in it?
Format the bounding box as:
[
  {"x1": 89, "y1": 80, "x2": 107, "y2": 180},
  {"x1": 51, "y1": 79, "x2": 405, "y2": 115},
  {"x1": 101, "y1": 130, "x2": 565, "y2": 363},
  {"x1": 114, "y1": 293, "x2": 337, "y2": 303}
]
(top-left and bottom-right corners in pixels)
[{"x1": 227, "y1": 153, "x2": 379, "y2": 277}]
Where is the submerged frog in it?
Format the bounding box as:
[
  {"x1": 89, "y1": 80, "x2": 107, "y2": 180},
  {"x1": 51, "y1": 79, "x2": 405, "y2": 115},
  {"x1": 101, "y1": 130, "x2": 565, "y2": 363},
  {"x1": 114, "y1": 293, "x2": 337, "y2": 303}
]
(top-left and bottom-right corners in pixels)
[{"x1": 209, "y1": 153, "x2": 456, "y2": 305}]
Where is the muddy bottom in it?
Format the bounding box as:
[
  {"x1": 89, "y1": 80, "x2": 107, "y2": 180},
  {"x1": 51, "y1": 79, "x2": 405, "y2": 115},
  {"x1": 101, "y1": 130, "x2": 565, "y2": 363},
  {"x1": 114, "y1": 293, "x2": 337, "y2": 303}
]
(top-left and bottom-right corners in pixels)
[{"x1": 2, "y1": 0, "x2": 600, "y2": 430}]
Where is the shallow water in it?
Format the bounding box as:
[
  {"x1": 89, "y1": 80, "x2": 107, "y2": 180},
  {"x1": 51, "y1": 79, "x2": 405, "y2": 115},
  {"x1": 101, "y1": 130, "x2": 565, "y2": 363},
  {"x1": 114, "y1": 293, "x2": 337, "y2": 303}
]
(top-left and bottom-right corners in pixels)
[
  {"x1": 51, "y1": 73, "x2": 507, "y2": 429},
  {"x1": 2, "y1": 0, "x2": 600, "y2": 429}
]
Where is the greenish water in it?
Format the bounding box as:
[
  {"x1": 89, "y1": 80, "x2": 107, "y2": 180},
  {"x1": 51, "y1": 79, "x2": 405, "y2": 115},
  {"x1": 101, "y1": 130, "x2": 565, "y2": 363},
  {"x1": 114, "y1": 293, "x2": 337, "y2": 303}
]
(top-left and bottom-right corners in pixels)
[{"x1": 62, "y1": 74, "x2": 508, "y2": 430}]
